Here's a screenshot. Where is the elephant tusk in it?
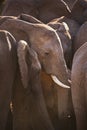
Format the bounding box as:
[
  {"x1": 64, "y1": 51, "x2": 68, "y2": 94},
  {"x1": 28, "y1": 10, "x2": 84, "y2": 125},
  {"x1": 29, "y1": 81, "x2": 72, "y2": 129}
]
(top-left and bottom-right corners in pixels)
[
  {"x1": 68, "y1": 79, "x2": 72, "y2": 84},
  {"x1": 51, "y1": 75, "x2": 70, "y2": 89}
]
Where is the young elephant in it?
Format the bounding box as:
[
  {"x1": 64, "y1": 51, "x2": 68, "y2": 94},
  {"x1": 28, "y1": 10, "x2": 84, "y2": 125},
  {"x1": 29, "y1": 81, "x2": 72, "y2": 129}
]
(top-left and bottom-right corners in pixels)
[
  {"x1": 71, "y1": 42, "x2": 87, "y2": 130},
  {"x1": 12, "y1": 40, "x2": 54, "y2": 130},
  {"x1": 0, "y1": 14, "x2": 70, "y2": 88},
  {"x1": 0, "y1": 14, "x2": 73, "y2": 130}
]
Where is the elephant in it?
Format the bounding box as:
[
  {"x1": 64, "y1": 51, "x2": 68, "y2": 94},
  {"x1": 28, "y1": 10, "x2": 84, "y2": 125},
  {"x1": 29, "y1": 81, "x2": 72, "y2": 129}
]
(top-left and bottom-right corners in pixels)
[
  {"x1": 0, "y1": 30, "x2": 17, "y2": 130},
  {"x1": 36, "y1": 0, "x2": 70, "y2": 23},
  {"x1": 69, "y1": 0, "x2": 87, "y2": 24},
  {"x1": 48, "y1": 16, "x2": 80, "y2": 69},
  {"x1": 71, "y1": 41, "x2": 87, "y2": 130},
  {"x1": 48, "y1": 18, "x2": 72, "y2": 69},
  {"x1": 1, "y1": 0, "x2": 70, "y2": 23},
  {"x1": 0, "y1": 14, "x2": 71, "y2": 88},
  {"x1": 72, "y1": 21, "x2": 87, "y2": 56},
  {"x1": 53, "y1": 16, "x2": 80, "y2": 40},
  {"x1": 0, "y1": 14, "x2": 74, "y2": 130}
]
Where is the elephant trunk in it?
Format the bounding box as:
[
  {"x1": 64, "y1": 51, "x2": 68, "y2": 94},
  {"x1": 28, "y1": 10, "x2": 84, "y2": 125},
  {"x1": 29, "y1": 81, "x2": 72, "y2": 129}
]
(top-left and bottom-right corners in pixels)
[
  {"x1": 51, "y1": 58, "x2": 71, "y2": 89},
  {"x1": 54, "y1": 60, "x2": 73, "y2": 129},
  {"x1": 57, "y1": 62, "x2": 70, "y2": 86}
]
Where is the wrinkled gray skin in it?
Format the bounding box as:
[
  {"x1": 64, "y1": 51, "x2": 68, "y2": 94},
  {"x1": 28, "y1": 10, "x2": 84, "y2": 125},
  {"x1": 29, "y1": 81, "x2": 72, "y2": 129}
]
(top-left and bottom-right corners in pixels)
[
  {"x1": 71, "y1": 42, "x2": 87, "y2": 130},
  {"x1": 0, "y1": 30, "x2": 17, "y2": 130},
  {"x1": 0, "y1": 14, "x2": 72, "y2": 130},
  {"x1": 13, "y1": 40, "x2": 55, "y2": 130},
  {"x1": 1, "y1": 0, "x2": 70, "y2": 23}
]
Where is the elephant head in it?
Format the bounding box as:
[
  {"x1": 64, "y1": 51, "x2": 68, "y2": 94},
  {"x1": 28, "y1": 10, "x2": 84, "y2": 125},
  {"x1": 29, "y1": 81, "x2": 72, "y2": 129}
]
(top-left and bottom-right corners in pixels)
[{"x1": 0, "y1": 14, "x2": 70, "y2": 89}]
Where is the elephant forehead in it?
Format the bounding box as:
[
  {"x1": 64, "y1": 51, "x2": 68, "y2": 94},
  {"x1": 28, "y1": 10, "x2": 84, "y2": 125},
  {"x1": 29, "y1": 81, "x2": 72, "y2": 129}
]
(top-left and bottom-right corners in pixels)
[{"x1": 31, "y1": 38, "x2": 59, "y2": 51}]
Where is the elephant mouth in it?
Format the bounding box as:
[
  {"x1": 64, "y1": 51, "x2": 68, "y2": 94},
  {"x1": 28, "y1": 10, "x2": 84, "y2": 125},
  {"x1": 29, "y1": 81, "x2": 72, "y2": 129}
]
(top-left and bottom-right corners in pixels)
[{"x1": 51, "y1": 75, "x2": 70, "y2": 89}]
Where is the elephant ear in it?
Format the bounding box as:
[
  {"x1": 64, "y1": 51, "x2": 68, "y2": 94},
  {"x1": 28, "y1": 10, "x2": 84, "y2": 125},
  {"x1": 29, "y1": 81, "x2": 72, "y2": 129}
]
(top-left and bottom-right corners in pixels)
[
  {"x1": 17, "y1": 40, "x2": 29, "y2": 88},
  {"x1": 48, "y1": 21, "x2": 69, "y2": 32},
  {"x1": 17, "y1": 40, "x2": 41, "y2": 88},
  {"x1": 18, "y1": 13, "x2": 42, "y2": 24},
  {"x1": 57, "y1": 22, "x2": 69, "y2": 33}
]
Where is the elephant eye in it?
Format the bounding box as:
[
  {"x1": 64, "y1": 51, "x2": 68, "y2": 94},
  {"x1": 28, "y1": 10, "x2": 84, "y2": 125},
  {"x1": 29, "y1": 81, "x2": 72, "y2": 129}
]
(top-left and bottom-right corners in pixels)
[{"x1": 45, "y1": 52, "x2": 49, "y2": 55}]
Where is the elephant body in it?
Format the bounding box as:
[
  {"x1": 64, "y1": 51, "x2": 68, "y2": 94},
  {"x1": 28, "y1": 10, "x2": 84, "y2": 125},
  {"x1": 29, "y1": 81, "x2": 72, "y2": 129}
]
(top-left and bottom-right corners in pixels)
[
  {"x1": 1, "y1": 0, "x2": 70, "y2": 23},
  {"x1": 37, "y1": 0, "x2": 70, "y2": 23},
  {"x1": 2, "y1": 0, "x2": 87, "y2": 24},
  {"x1": 54, "y1": 16, "x2": 80, "y2": 40},
  {"x1": 2, "y1": 0, "x2": 39, "y2": 18},
  {"x1": 0, "y1": 30, "x2": 17, "y2": 130},
  {"x1": 73, "y1": 21, "x2": 87, "y2": 56},
  {"x1": 71, "y1": 42, "x2": 87, "y2": 130},
  {"x1": 70, "y1": 0, "x2": 87, "y2": 24}
]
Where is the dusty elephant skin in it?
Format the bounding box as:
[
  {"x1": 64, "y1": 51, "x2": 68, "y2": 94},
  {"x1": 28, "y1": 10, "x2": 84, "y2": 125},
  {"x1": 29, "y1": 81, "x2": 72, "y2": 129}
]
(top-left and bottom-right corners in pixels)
[
  {"x1": 0, "y1": 30, "x2": 17, "y2": 130},
  {"x1": 0, "y1": 14, "x2": 74, "y2": 130},
  {"x1": 71, "y1": 42, "x2": 87, "y2": 130},
  {"x1": 12, "y1": 40, "x2": 54, "y2": 130}
]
